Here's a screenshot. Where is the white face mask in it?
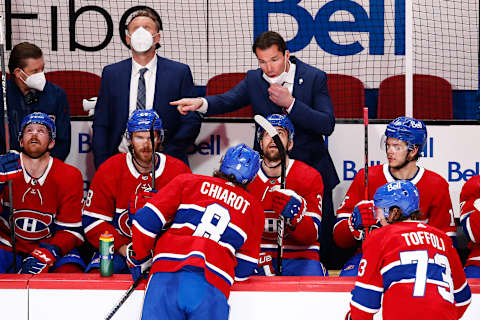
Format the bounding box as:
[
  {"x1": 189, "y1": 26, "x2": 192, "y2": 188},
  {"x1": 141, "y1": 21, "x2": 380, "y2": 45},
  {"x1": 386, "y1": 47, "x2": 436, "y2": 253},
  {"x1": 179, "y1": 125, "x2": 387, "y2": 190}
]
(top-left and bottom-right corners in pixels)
[
  {"x1": 130, "y1": 27, "x2": 156, "y2": 53},
  {"x1": 262, "y1": 54, "x2": 288, "y2": 85},
  {"x1": 21, "y1": 70, "x2": 46, "y2": 91}
]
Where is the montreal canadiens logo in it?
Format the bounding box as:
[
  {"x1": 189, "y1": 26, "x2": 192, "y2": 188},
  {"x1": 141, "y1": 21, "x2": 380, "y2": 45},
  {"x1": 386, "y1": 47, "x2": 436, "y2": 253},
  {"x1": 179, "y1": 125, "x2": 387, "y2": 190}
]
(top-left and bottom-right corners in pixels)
[
  {"x1": 117, "y1": 210, "x2": 132, "y2": 237},
  {"x1": 14, "y1": 209, "x2": 53, "y2": 240}
]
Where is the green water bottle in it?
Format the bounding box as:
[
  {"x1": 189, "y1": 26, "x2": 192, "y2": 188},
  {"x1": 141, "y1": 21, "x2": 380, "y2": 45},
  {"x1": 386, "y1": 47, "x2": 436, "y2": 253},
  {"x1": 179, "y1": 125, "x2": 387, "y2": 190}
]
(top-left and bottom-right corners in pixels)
[{"x1": 99, "y1": 232, "x2": 114, "y2": 277}]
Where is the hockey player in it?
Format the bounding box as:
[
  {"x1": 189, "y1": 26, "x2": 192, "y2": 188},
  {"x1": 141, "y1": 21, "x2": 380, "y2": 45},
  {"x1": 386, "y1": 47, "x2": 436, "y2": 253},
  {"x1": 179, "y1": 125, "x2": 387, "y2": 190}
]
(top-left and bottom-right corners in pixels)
[
  {"x1": 83, "y1": 109, "x2": 191, "y2": 273},
  {"x1": 334, "y1": 117, "x2": 456, "y2": 276},
  {"x1": 127, "y1": 144, "x2": 264, "y2": 320},
  {"x1": 0, "y1": 112, "x2": 85, "y2": 273},
  {"x1": 248, "y1": 114, "x2": 326, "y2": 276},
  {"x1": 459, "y1": 175, "x2": 480, "y2": 277},
  {"x1": 346, "y1": 180, "x2": 471, "y2": 320}
]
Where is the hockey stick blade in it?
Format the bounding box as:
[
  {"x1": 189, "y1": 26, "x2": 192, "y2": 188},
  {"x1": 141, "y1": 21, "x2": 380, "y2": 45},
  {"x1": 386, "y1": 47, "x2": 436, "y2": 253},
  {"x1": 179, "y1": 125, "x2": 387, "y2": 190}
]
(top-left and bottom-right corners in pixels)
[{"x1": 0, "y1": 15, "x2": 5, "y2": 45}]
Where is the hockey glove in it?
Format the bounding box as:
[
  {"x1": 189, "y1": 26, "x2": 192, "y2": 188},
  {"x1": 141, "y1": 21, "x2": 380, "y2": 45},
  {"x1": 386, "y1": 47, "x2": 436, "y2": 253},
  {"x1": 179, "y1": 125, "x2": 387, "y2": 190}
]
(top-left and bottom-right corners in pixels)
[
  {"x1": 258, "y1": 252, "x2": 275, "y2": 276},
  {"x1": 128, "y1": 190, "x2": 158, "y2": 225},
  {"x1": 348, "y1": 200, "x2": 376, "y2": 241},
  {"x1": 0, "y1": 152, "x2": 21, "y2": 183},
  {"x1": 271, "y1": 189, "x2": 306, "y2": 229},
  {"x1": 20, "y1": 243, "x2": 61, "y2": 274},
  {"x1": 126, "y1": 243, "x2": 152, "y2": 282}
]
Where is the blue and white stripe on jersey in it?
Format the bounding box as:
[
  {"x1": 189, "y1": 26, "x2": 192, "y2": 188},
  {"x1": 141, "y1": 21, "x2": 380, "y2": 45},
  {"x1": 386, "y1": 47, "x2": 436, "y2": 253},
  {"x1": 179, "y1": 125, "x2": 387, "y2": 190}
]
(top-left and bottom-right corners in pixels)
[
  {"x1": 54, "y1": 220, "x2": 84, "y2": 242},
  {"x1": 381, "y1": 259, "x2": 449, "y2": 292},
  {"x1": 454, "y1": 281, "x2": 472, "y2": 306},
  {"x1": 235, "y1": 252, "x2": 258, "y2": 281},
  {"x1": 350, "y1": 281, "x2": 383, "y2": 313},
  {"x1": 460, "y1": 211, "x2": 475, "y2": 243},
  {"x1": 133, "y1": 203, "x2": 167, "y2": 238},
  {"x1": 153, "y1": 250, "x2": 234, "y2": 285},
  {"x1": 334, "y1": 212, "x2": 350, "y2": 233},
  {"x1": 82, "y1": 209, "x2": 113, "y2": 233},
  {"x1": 306, "y1": 211, "x2": 322, "y2": 239},
  {"x1": 171, "y1": 204, "x2": 248, "y2": 255}
]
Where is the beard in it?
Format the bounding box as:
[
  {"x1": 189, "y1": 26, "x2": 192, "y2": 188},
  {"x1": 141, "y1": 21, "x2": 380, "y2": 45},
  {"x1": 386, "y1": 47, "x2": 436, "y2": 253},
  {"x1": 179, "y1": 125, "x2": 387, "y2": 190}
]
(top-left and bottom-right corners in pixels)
[
  {"x1": 263, "y1": 147, "x2": 281, "y2": 162},
  {"x1": 134, "y1": 147, "x2": 153, "y2": 164},
  {"x1": 22, "y1": 139, "x2": 50, "y2": 159}
]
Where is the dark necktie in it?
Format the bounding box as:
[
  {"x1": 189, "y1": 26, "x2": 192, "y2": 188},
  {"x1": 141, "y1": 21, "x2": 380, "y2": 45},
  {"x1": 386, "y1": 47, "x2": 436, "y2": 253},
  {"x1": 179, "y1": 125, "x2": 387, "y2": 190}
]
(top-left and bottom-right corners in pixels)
[{"x1": 136, "y1": 68, "x2": 148, "y2": 109}]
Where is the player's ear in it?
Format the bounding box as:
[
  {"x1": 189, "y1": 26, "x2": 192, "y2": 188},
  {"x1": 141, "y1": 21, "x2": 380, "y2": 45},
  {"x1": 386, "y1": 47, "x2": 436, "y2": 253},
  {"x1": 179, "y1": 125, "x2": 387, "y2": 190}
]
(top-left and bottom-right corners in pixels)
[
  {"x1": 13, "y1": 68, "x2": 23, "y2": 80},
  {"x1": 408, "y1": 146, "x2": 419, "y2": 160},
  {"x1": 287, "y1": 140, "x2": 294, "y2": 152},
  {"x1": 125, "y1": 28, "x2": 132, "y2": 46},
  {"x1": 153, "y1": 32, "x2": 161, "y2": 44},
  {"x1": 48, "y1": 139, "x2": 55, "y2": 150}
]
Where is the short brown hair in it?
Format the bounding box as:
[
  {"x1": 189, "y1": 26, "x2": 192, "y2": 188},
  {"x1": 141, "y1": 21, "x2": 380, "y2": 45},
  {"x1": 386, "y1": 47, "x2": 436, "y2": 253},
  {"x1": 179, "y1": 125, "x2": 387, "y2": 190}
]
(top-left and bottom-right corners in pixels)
[
  {"x1": 127, "y1": 8, "x2": 162, "y2": 33},
  {"x1": 213, "y1": 170, "x2": 248, "y2": 190},
  {"x1": 252, "y1": 31, "x2": 287, "y2": 55},
  {"x1": 8, "y1": 42, "x2": 43, "y2": 74},
  {"x1": 391, "y1": 208, "x2": 422, "y2": 223}
]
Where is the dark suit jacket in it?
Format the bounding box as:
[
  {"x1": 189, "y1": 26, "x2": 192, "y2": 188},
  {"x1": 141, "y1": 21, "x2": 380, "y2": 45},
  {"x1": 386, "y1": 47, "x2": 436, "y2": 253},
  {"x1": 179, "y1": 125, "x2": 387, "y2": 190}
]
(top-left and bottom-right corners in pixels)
[
  {"x1": 92, "y1": 56, "x2": 201, "y2": 168},
  {"x1": 0, "y1": 79, "x2": 71, "y2": 161},
  {"x1": 205, "y1": 57, "x2": 339, "y2": 190}
]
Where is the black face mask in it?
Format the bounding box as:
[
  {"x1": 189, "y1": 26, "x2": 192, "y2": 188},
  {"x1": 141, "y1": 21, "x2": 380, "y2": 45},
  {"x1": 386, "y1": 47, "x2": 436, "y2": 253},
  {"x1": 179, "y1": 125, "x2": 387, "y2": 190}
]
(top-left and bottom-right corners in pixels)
[{"x1": 24, "y1": 90, "x2": 40, "y2": 105}]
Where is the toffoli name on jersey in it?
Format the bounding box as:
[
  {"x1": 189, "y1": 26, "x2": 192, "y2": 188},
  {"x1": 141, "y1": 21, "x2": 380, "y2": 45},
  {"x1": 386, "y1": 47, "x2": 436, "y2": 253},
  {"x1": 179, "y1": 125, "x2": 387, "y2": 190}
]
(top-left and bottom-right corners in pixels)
[{"x1": 401, "y1": 230, "x2": 446, "y2": 251}]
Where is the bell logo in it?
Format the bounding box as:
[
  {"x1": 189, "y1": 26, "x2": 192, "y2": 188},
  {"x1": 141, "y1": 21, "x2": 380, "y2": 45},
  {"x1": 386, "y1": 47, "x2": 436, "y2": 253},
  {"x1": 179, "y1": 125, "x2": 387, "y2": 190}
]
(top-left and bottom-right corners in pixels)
[
  {"x1": 410, "y1": 121, "x2": 423, "y2": 128},
  {"x1": 254, "y1": 0, "x2": 405, "y2": 56},
  {"x1": 387, "y1": 182, "x2": 401, "y2": 192}
]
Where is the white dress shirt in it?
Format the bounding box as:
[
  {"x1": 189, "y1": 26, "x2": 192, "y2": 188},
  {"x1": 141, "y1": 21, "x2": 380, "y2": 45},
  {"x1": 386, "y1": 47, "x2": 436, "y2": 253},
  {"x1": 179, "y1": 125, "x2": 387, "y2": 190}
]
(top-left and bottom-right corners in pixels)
[{"x1": 118, "y1": 55, "x2": 158, "y2": 153}]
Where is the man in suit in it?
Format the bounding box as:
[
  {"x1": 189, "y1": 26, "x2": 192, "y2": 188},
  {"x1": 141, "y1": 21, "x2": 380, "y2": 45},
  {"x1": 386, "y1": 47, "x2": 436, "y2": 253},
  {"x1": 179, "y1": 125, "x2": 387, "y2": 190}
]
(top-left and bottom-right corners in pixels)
[
  {"x1": 92, "y1": 8, "x2": 201, "y2": 169},
  {"x1": 171, "y1": 31, "x2": 340, "y2": 268},
  {"x1": 0, "y1": 42, "x2": 71, "y2": 161}
]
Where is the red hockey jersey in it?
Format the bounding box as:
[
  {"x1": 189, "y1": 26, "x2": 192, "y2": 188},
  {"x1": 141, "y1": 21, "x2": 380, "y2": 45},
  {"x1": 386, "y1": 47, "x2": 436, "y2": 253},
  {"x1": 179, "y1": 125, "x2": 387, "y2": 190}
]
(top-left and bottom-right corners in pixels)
[
  {"x1": 334, "y1": 164, "x2": 456, "y2": 249},
  {"x1": 459, "y1": 175, "x2": 480, "y2": 268},
  {"x1": 82, "y1": 152, "x2": 190, "y2": 251},
  {"x1": 131, "y1": 173, "x2": 264, "y2": 298},
  {"x1": 247, "y1": 159, "x2": 323, "y2": 260},
  {"x1": 0, "y1": 156, "x2": 84, "y2": 255},
  {"x1": 349, "y1": 221, "x2": 471, "y2": 320}
]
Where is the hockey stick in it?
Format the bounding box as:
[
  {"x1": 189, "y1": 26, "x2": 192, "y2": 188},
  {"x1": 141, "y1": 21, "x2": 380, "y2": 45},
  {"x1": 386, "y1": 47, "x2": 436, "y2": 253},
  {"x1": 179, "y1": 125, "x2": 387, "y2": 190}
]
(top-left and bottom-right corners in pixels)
[
  {"x1": 254, "y1": 115, "x2": 286, "y2": 276},
  {"x1": 105, "y1": 117, "x2": 158, "y2": 320},
  {"x1": 0, "y1": 15, "x2": 17, "y2": 272},
  {"x1": 104, "y1": 271, "x2": 146, "y2": 320},
  {"x1": 149, "y1": 117, "x2": 157, "y2": 191},
  {"x1": 363, "y1": 107, "x2": 368, "y2": 201},
  {"x1": 362, "y1": 107, "x2": 371, "y2": 236}
]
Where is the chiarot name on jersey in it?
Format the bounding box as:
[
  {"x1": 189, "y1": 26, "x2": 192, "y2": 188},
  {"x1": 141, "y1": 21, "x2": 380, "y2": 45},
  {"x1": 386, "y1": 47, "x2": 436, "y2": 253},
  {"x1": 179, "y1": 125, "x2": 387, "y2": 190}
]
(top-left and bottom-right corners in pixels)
[{"x1": 200, "y1": 181, "x2": 251, "y2": 213}]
